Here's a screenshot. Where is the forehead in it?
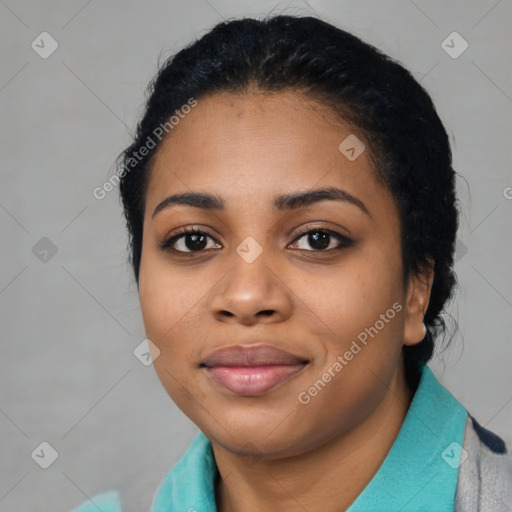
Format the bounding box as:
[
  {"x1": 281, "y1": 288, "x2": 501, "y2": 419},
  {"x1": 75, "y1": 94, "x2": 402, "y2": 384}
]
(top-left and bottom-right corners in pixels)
[{"x1": 145, "y1": 91, "x2": 390, "y2": 215}]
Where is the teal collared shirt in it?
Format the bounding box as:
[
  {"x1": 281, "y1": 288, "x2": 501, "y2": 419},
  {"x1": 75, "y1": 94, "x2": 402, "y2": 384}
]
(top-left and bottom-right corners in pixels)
[{"x1": 73, "y1": 365, "x2": 468, "y2": 512}]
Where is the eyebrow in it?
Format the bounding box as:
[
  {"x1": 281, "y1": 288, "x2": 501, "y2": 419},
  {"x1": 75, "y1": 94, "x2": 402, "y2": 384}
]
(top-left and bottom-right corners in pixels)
[{"x1": 152, "y1": 186, "x2": 369, "y2": 218}]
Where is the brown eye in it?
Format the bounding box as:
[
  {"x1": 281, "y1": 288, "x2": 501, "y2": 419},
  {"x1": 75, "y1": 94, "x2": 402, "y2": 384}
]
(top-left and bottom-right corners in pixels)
[
  {"x1": 307, "y1": 231, "x2": 330, "y2": 250},
  {"x1": 160, "y1": 229, "x2": 221, "y2": 253},
  {"x1": 181, "y1": 232, "x2": 208, "y2": 251},
  {"x1": 290, "y1": 229, "x2": 353, "y2": 252}
]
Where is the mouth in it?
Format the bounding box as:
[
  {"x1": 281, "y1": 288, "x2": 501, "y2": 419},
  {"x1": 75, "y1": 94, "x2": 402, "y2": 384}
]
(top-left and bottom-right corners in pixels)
[{"x1": 200, "y1": 344, "x2": 309, "y2": 396}]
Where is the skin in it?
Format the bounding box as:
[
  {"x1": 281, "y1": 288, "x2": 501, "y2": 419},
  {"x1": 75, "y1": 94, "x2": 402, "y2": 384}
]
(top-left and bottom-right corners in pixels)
[{"x1": 138, "y1": 90, "x2": 434, "y2": 512}]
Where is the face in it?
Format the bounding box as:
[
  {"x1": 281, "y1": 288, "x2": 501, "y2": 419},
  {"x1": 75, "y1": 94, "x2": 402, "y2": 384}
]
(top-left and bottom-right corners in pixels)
[{"x1": 138, "y1": 90, "x2": 428, "y2": 459}]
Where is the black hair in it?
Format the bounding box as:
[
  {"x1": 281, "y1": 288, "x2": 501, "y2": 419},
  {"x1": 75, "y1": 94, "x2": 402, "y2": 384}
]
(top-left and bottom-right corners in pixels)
[{"x1": 118, "y1": 15, "x2": 458, "y2": 390}]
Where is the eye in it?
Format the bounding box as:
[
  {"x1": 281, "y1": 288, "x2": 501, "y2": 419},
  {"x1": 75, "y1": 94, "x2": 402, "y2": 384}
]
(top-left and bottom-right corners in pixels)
[
  {"x1": 289, "y1": 229, "x2": 353, "y2": 252},
  {"x1": 160, "y1": 227, "x2": 221, "y2": 254},
  {"x1": 159, "y1": 226, "x2": 353, "y2": 256}
]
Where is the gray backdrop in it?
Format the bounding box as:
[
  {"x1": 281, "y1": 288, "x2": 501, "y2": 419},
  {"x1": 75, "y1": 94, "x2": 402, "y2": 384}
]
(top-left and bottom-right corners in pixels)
[{"x1": 1, "y1": 1, "x2": 511, "y2": 511}]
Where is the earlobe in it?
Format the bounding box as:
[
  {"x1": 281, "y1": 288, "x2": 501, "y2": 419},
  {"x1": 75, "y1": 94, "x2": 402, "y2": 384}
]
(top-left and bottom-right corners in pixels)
[{"x1": 402, "y1": 262, "x2": 434, "y2": 347}]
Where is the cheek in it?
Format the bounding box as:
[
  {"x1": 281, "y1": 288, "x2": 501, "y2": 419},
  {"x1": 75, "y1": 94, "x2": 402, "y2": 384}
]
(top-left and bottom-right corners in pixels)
[
  {"x1": 138, "y1": 255, "x2": 206, "y2": 413},
  {"x1": 138, "y1": 246, "x2": 199, "y2": 352},
  {"x1": 287, "y1": 247, "x2": 403, "y2": 344}
]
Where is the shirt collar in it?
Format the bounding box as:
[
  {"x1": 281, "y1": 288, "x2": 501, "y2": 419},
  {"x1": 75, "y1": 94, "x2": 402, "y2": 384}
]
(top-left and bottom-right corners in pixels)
[{"x1": 347, "y1": 364, "x2": 468, "y2": 510}]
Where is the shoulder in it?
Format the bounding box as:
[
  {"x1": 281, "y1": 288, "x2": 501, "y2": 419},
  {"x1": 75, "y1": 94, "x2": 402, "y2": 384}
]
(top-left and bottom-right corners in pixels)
[
  {"x1": 455, "y1": 413, "x2": 512, "y2": 512},
  {"x1": 70, "y1": 490, "x2": 123, "y2": 512}
]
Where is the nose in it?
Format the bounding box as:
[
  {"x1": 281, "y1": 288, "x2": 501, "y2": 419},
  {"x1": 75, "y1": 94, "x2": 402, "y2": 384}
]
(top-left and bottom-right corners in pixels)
[{"x1": 208, "y1": 247, "x2": 293, "y2": 326}]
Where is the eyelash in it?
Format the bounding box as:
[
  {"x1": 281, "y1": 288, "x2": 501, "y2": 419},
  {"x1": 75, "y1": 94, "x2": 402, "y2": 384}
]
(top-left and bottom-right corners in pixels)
[{"x1": 159, "y1": 225, "x2": 353, "y2": 256}]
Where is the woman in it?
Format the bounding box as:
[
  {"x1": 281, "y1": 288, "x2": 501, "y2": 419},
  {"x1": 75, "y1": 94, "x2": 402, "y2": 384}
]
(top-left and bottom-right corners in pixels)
[{"x1": 73, "y1": 14, "x2": 512, "y2": 512}]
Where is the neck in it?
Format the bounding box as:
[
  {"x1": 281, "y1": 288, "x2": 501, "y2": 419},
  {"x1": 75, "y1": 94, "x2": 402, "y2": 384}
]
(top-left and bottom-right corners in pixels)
[{"x1": 213, "y1": 364, "x2": 414, "y2": 512}]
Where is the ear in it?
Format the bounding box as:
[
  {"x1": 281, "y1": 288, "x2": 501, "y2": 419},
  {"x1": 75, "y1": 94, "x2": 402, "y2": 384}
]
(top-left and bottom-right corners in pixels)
[{"x1": 403, "y1": 260, "x2": 434, "y2": 347}]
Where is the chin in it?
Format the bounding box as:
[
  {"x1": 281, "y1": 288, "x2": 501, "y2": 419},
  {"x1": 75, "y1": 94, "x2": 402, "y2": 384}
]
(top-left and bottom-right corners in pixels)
[{"x1": 200, "y1": 410, "x2": 312, "y2": 458}]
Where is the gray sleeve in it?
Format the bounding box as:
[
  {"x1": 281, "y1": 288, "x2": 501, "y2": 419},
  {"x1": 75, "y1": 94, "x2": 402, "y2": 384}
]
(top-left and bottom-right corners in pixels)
[{"x1": 455, "y1": 415, "x2": 512, "y2": 512}]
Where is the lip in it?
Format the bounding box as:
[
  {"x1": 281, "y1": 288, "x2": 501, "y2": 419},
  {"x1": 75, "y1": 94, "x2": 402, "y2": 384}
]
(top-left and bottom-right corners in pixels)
[{"x1": 201, "y1": 344, "x2": 309, "y2": 396}]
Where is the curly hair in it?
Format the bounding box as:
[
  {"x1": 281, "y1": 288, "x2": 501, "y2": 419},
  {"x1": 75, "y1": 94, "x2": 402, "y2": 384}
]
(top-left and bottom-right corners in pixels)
[{"x1": 118, "y1": 15, "x2": 458, "y2": 390}]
